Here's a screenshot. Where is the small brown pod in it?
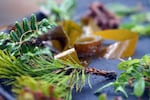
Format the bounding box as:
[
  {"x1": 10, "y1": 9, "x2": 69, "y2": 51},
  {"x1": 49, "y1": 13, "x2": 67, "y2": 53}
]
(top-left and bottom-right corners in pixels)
[{"x1": 74, "y1": 36, "x2": 101, "y2": 57}]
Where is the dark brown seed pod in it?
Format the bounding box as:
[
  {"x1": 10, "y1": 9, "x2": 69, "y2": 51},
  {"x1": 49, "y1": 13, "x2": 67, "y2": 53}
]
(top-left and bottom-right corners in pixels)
[{"x1": 82, "y1": 1, "x2": 120, "y2": 30}]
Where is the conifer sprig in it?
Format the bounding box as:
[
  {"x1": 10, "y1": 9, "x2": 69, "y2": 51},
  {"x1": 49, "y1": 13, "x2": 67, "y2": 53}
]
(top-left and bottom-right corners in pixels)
[{"x1": 0, "y1": 50, "x2": 88, "y2": 99}]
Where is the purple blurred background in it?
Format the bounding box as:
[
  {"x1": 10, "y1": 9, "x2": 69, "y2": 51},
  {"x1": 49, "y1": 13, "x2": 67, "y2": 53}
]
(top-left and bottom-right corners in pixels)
[{"x1": 0, "y1": 0, "x2": 149, "y2": 26}]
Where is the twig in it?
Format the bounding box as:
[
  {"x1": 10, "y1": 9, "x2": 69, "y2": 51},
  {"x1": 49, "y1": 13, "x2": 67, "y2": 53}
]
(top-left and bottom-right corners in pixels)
[
  {"x1": 55, "y1": 67, "x2": 117, "y2": 79},
  {"x1": 85, "y1": 67, "x2": 117, "y2": 79}
]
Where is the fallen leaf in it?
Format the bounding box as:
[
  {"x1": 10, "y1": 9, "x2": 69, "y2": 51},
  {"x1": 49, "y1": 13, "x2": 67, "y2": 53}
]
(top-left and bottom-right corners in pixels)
[
  {"x1": 60, "y1": 20, "x2": 82, "y2": 48},
  {"x1": 54, "y1": 48, "x2": 81, "y2": 65},
  {"x1": 94, "y1": 29, "x2": 139, "y2": 58}
]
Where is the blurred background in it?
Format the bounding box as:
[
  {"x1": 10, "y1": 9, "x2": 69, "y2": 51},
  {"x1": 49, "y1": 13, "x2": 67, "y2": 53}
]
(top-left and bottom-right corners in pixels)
[
  {"x1": 0, "y1": 0, "x2": 44, "y2": 25},
  {"x1": 0, "y1": 0, "x2": 148, "y2": 26},
  {"x1": 0, "y1": 0, "x2": 150, "y2": 100}
]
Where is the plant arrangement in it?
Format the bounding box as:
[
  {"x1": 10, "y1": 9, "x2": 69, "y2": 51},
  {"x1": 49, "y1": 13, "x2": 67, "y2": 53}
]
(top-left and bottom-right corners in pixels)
[
  {"x1": 0, "y1": 14, "x2": 116, "y2": 100},
  {"x1": 95, "y1": 55, "x2": 150, "y2": 99},
  {"x1": 0, "y1": 0, "x2": 150, "y2": 100}
]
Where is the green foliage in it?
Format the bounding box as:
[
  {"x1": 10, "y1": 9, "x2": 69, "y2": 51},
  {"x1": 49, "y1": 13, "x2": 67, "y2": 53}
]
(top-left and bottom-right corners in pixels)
[
  {"x1": 41, "y1": 0, "x2": 76, "y2": 21},
  {"x1": 30, "y1": 14, "x2": 37, "y2": 30},
  {"x1": 95, "y1": 82, "x2": 114, "y2": 95},
  {"x1": 119, "y1": 12, "x2": 150, "y2": 35},
  {"x1": 38, "y1": 18, "x2": 56, "y2": 33},
  {"x1": 131, "y1": 25, "x2": 150, "y2": 35},
  {"x1": 133, "y1": 78, "x2": 145, "y2": 97},
  {"x1": 0, "y1": 32, "x2": 9, "y2": 49},
  {"x1": 120, "y1": 23, "x2": 150, "y2": 36},
  {"x1": 95, "y1": 55, "x2": 150, "y2": 98},
  {"x1": 0, "y1": 14, "x2": 56, "y2": 59},
  {"x1": 14, "y1": 76, "x2": 63, "y2": 100},
  {"x1": 0, "y1": 50, "x2": 88, "y2": 100},
  {"x1": 109, "y1": 3, "x2": 150, "y2": 36},
  {"x1": 131, "y1": 13, "x2": 150, "y2": 23},
  {"x1": 106, "y1": 3, "x2": 141, "y2": 16},
  {"x1": 98, "y1": 93, "x2": 107, "y2": 100},
  {"x1": 0, "y1": 13, "x2": 92, "y2": 100}
]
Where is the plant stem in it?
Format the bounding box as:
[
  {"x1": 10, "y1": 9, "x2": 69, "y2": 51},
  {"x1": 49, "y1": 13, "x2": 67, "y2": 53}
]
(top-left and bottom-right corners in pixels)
[{"x1": 85, "y1": 67, "x2": 117, "y2": 79}]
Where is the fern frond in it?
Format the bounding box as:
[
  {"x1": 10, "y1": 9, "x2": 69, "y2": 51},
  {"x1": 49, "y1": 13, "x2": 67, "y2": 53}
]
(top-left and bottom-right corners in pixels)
[{"x1": 0, "y1": 14, "x2": 56, "y2": 58}]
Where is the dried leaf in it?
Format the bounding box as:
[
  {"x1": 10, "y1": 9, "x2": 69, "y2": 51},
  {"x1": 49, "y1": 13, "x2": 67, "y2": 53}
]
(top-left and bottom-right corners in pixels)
[
  {"x1": 39, "y1": 26, "x2": 69, "y2": 51},
  {"x1": 94, "y1": 29, "x2": 139, "y2": 58},
  {"x1": 60, "y1": 20, "x2": 82, "y2": 48},
  {"x1": 54, "y1": 48, "x2": 81, "y2": 65},
  {"x1": 82, "y1": 19, "x2": 101, "y2": 35}
]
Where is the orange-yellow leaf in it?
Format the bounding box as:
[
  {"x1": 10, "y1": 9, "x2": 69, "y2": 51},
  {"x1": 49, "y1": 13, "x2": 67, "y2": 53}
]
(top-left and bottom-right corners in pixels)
[
  {"x1": 60, "y1": 20, "x2": 82, "y2": 48},
  {"x1": 94, "y1": 29, "x2": 139, "y2": 58}
]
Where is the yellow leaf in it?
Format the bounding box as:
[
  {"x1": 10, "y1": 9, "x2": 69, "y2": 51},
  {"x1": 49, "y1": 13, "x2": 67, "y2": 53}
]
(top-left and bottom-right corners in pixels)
[
  {"x1": 43, "y1": 26, "x2": 69, "y2": 51},
  {"x1": 82, "y1": 18, "x2": 101, "y2": 36},
  {"x1": 54, "y1": 48, "x2": 81, "y2": 65},
  {"x1": 60, "y1": 20, "x2": 82, "y2": 48},
  {"x1": 94, "y1": 29, "x2": 139, "y2": 58}
]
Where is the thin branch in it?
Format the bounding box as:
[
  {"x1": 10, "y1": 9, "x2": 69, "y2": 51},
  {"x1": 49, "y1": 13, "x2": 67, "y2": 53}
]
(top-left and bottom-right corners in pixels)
[{"x1": 85, "y1": 67, "x2": 117, "y2": 79}]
